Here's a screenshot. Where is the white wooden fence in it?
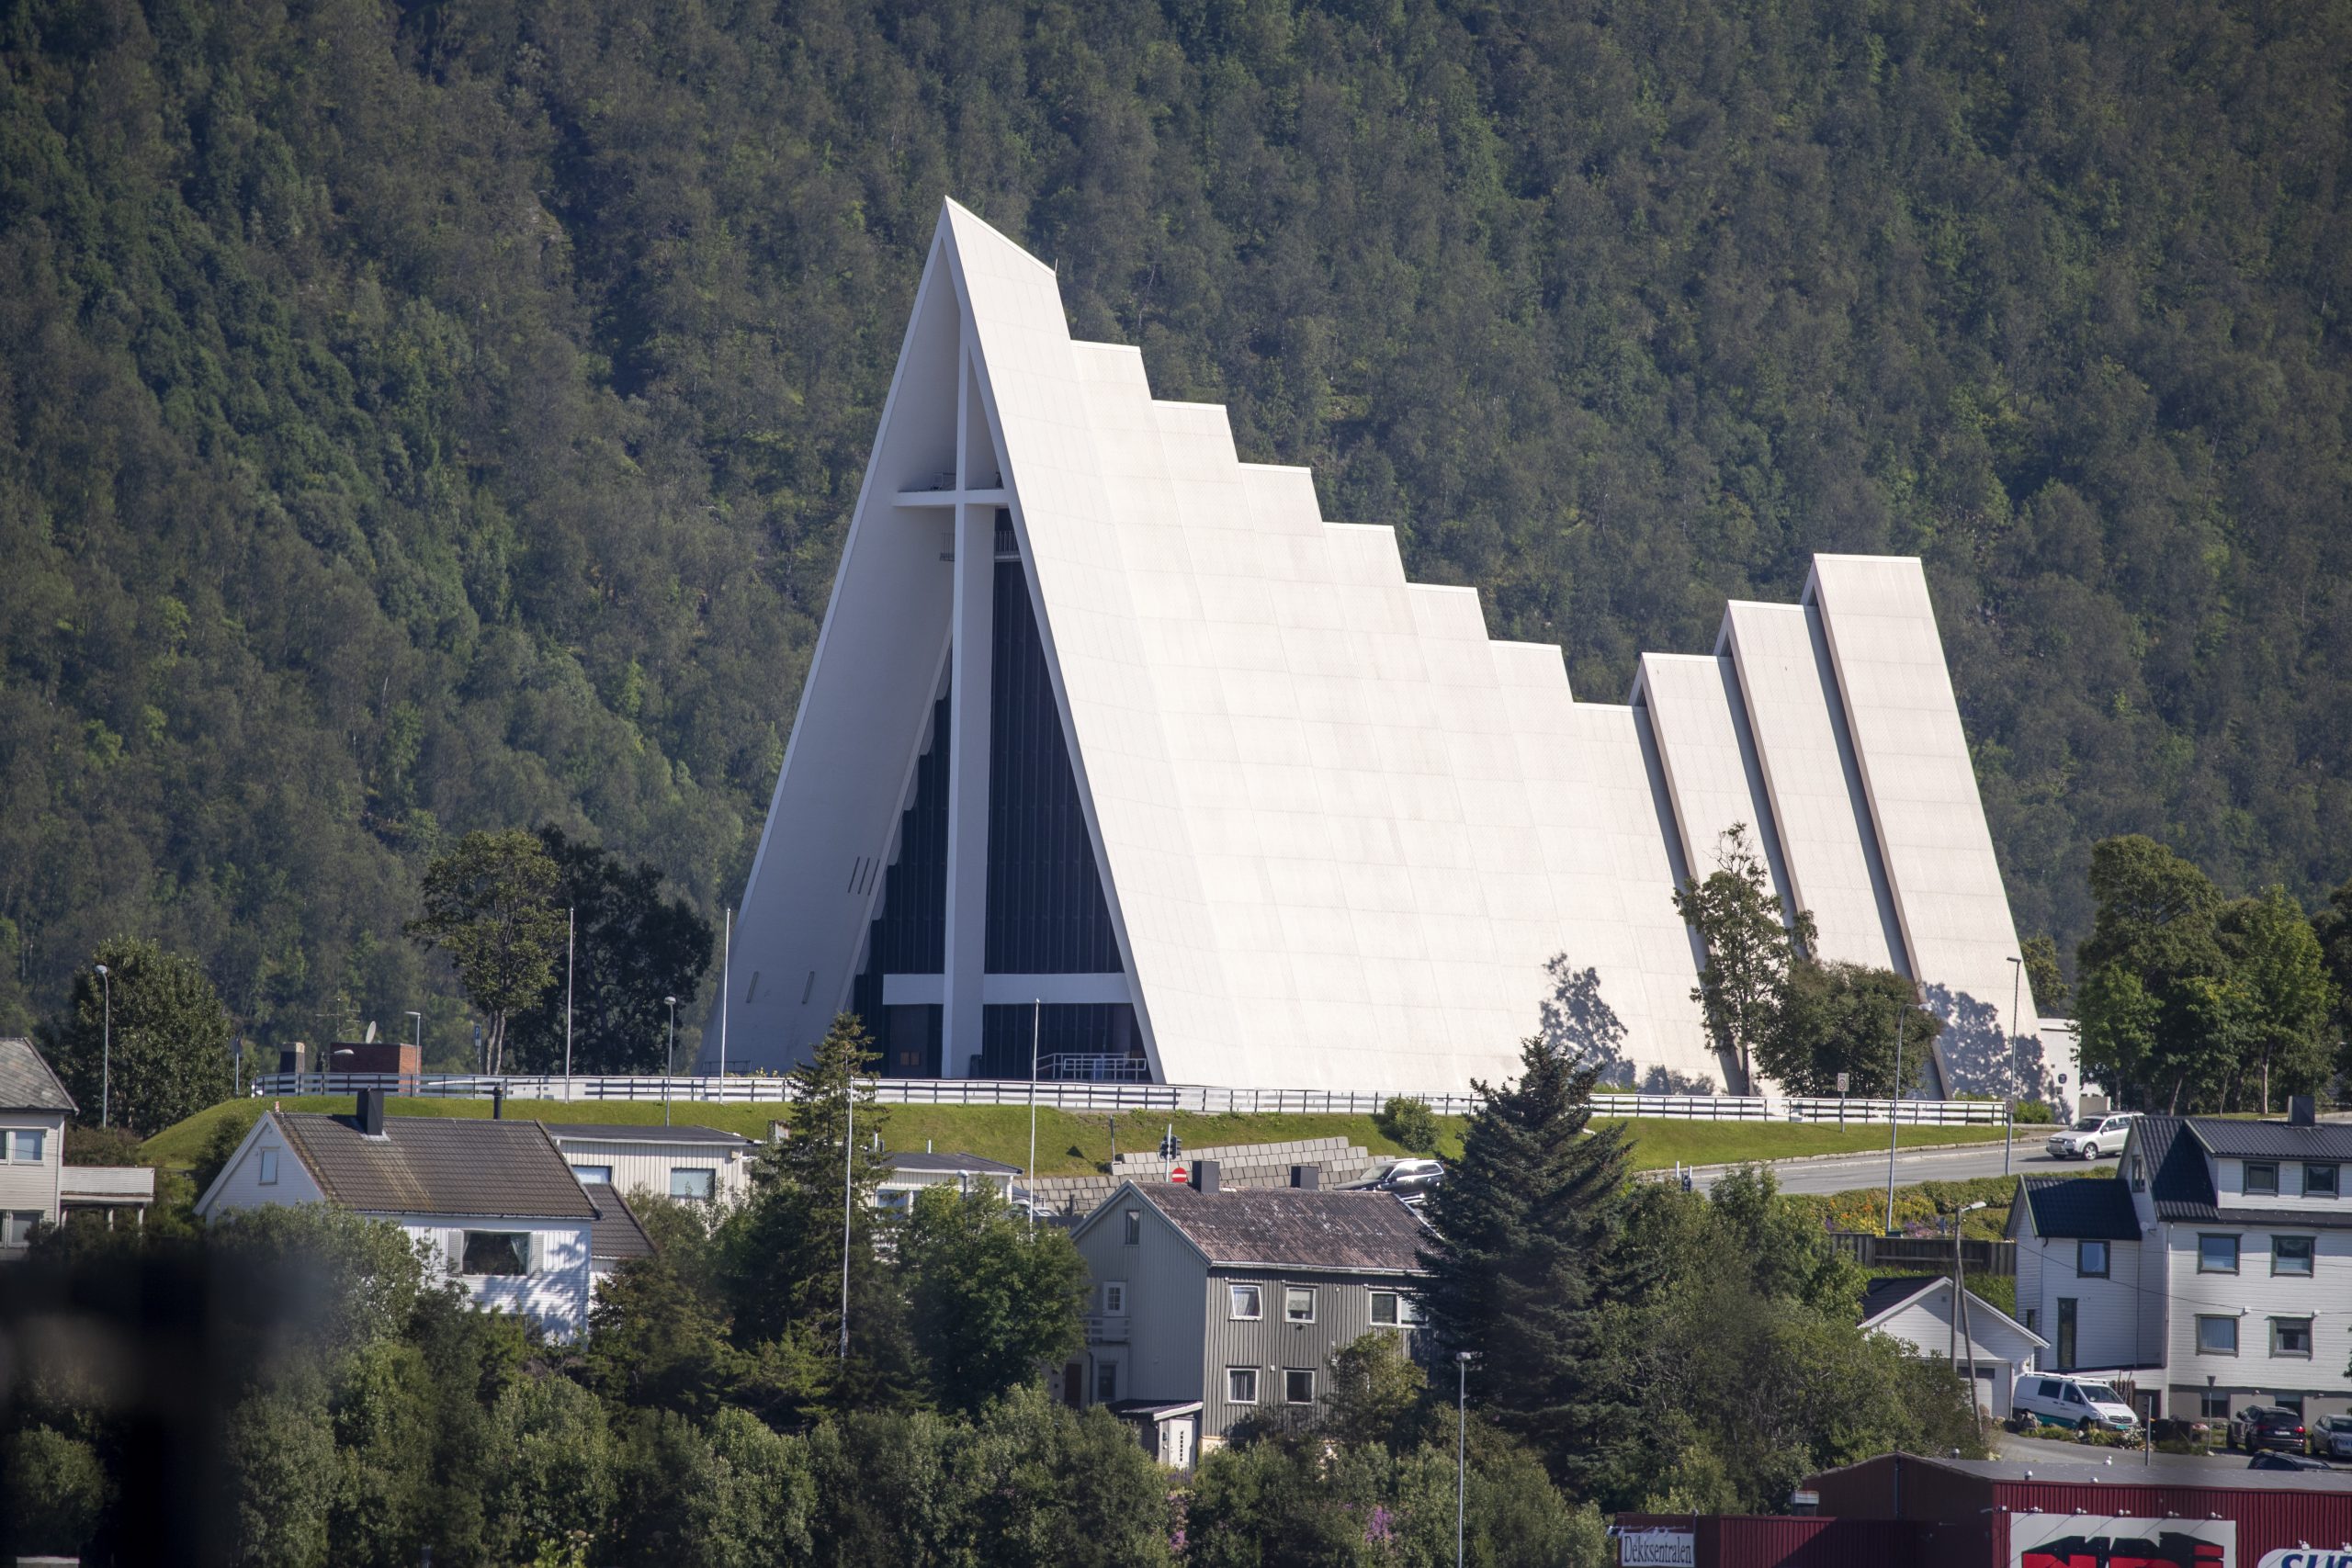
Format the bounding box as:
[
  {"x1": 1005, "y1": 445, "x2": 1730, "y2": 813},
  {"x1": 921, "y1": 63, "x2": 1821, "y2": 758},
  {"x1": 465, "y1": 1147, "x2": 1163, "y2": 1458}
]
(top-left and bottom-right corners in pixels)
[{"x1": 246, "y1": 1073, "x2": 2009, "y2": 1126}]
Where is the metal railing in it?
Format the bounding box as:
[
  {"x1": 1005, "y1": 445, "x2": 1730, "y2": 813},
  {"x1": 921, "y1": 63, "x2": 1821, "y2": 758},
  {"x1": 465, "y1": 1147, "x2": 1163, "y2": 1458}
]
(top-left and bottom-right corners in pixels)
[{"x1": 245, "y1": 1073, "x2": 2010, "y2": 1125}]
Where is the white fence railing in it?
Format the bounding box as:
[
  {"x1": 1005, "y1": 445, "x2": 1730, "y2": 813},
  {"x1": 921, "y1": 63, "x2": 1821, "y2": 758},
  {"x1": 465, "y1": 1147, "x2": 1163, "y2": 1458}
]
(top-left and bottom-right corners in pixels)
[{"x1": 246, "y1": 1073, "x2": 2010, "y2": 1126}]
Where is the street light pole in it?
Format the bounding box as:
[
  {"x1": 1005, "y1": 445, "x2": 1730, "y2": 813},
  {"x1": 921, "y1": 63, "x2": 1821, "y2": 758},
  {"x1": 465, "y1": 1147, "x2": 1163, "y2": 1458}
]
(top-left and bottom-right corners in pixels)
[
  {"x1": 563, "y1": 908, "x2": 576, "y2": 1084},
  {"x1": 662, "y1": 996, "x2": 677, "y2": 1128},
  {"x1": 1027, "y1": 998, "x2": 1041, "y2": 1234},
  {"x1": 1884, "y1": 987, "x2": 1909, "y2": 1235},
  {"x1": 2005, "y1": 954, "x2": 2023, "y2": 1178},
  {"x1": 841, "y1": 1087, "x2": 855, "y2": 1362},
  {"x1": 96, "y1": 964, "x2": 111, "y2": 1130},
  {"x1": 1455, "y1": 1350, "x2": 1473, "y2": 1568}
]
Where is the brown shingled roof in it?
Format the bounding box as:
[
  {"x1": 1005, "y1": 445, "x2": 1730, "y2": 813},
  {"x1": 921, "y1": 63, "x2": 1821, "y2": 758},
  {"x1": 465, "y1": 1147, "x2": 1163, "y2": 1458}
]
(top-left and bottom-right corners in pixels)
[
  {"x1": 589, "y1": 1187, "x2": 658, "y2": 1265},
  {"x1": 1128, "y1": 1183, "x2": 1430, "y2": 1274},
  {"x1": 275, "y1": 1112, "x2": 598, "y2": 1220}
]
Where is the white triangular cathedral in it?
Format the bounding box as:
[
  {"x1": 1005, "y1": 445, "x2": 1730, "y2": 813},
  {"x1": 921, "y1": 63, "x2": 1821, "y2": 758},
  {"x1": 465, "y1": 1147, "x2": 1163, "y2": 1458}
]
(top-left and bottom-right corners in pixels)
[{"x1": 707, "y1": 199, "x2": 2043, "y2": 1095}]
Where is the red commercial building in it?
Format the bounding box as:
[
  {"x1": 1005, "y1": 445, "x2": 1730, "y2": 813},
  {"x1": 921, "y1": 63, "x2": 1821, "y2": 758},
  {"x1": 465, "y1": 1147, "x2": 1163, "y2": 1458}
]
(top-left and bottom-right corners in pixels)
[{"x1": 1616, "y1": 1450, "x2": 2352, "y2": 1568}]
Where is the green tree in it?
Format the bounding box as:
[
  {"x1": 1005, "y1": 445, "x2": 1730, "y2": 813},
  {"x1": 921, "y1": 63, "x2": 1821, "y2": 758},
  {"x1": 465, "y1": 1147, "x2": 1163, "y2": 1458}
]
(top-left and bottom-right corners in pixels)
[
  {"x1": 221, "y1": 1384, "x2": 336, "y2": 1568},
  {"x1": 724, "y1": 1013, "x2": 909, "y2": 1416},
  {"x1": 1323, "y1": 1331, "x2": 1428, "y2": 1449},
  {"x1": 1374, "y1": 1095, "x2": 1443, "y2": 1154},
  {"x1": 1, "y1": 1426, "x2": 107, "y2": 1560},
  {"x1": 2318, "y1": 880, "x2": 2352, "y2": 1082},
  {"x1": 899, "y1": 1185, "x2": 1088, "y2": 1414},
  {"x1": 1672, "y1": 824, "x2": 1815, "y2": 1093},
  {"x1": 2021, "y1": 935, "x2": 2071, "y2": 1014},
  {"x1": 327, "y1": 1342, "x2": 438, "y2": 1568},
  {"x1": 1416, "y1": 1032, "x2": 1644, "y2": 1493},
  {"x1": 38, "y1": 938, "x2": 232, "y2": 1134},
  {"x1": 2218, "y1": 887, "x2": 2338, "y2": 1112},
  {"x1": 2077, "y1": 837, "x2": 2225, "y2": 987},
  {"x1": 584, "y1": 1202, "x2": 749, "y2": 1419},
  {"x1": 507, "y1": 827, "x2": 715, "y2": 1074},
  {"x1": 481, "y1": 1372, "x2": 616, "y2": 1565},
  {"x1": 1759, "y1": 960, "x2": 1941, "y2": 1099},
  {"x1": 2075, "y1": 963, "x2": 2161, "y2": 1105},
  {"x1": 405, "y1": 829, "x2": 565, "y2": 1076}
]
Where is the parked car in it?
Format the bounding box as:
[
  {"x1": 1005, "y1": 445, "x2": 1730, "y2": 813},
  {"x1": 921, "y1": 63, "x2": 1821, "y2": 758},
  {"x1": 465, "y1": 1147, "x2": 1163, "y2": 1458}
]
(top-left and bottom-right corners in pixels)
[
  {"x1": 2228, "y1": 1405, "x2": 2310, "y2": 1454},
  {"x1": 1371, "y1": 1158, "x2": 1445, "y2": 1196},
  {"x1": 2012, "y1": 1374, "x2": 2140, "y2": 1433},
  {"x1": 2249, "y1": 1450, "x2": 2330, "y2": 1472},
  {"x1": 2308, "y1": 1414, "x2": 2352, "y2": 1461},
  {"x1": 2045, "y1": 1112, "x2": 2138, "y2": 1160}
]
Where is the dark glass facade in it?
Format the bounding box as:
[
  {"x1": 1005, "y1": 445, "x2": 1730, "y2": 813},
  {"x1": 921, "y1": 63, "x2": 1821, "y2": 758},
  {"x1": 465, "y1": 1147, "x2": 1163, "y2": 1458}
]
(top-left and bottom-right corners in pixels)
[{"x1": 850, "y1": 546, "x2": 1135, "y2": 1078}]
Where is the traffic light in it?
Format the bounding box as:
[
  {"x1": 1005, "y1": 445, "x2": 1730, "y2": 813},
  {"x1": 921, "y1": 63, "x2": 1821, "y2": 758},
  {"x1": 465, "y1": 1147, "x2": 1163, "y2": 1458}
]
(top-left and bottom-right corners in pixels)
[{"x1": 1159, "y1": 1125, "x2": 1182, "y2": 1161}]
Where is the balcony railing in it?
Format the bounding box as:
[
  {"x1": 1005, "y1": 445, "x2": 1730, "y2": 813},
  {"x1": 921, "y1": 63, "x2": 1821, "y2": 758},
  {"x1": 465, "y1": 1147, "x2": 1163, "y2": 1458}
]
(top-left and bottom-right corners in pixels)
[
  {"x1": 1085, "y1": 1314, "x2": 1129, "y2": 1345},
  {"x1": 60, "y1": 1165, "x2": 154, "y2": 1204}
]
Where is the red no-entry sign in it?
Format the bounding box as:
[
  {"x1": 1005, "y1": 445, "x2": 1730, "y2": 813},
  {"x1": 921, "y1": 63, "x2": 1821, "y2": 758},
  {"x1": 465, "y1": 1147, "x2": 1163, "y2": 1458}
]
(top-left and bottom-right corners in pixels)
[{"x1": 1170, "y1": 1163, "x2": 1190, "y2": 1185}]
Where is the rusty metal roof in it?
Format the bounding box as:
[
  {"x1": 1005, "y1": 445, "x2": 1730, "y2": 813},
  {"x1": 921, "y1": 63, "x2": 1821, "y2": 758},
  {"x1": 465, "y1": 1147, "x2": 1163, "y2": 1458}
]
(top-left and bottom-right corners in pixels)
[
  {"x1": 275, "y1": 1112, "x2": 597, "y2": 1220},
  {"x1": 1132, "y1": 1183, "x2": 1431, "y2": 1274}
]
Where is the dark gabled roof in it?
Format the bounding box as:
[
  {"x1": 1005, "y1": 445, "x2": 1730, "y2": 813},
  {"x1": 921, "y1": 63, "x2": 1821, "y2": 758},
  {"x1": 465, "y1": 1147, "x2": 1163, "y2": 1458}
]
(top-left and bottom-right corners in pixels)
[
  {"x1": 2134, "y1": 1115, "x2": 2218, "y2": 1218},
  {"x1": 275, "y1": 1113, "x2": 598, "y2": 1220},
  {"x1": 2018, "y1": 1176, "x2": 2141, "y2": 1240},
  {"x1": 0, "y1": 1038, "x2": 74, "y2": 1113},
  {"x1": 1858, "y1": 1275, "x2": 1940, "y2": 1322},
  {"x1": 1127, "y1": 1183, "x2": 1430, "y2": 1274},
  {"x1": 2182, "y1": 1116, "x2": 2352, "y2": 1162},
  {"x1": 886, "y1": 1150, "x2": 1021, "y2": 1176},
  {"x1": 588, "y1": 1188, "x2": 657, "y2": 1265},
  {"x1": 2128, "y1": 1116, "x2": 2352, "y2": 1229},
  {"x1": 544, "y1": 1122, "x2": 753, "y2": 1147}
]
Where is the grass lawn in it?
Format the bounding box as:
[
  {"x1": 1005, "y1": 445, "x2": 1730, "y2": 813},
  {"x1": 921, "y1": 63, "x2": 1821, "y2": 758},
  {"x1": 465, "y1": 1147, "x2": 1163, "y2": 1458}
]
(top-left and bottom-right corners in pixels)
[{"x1": 142, "y1": 1093, "x2": 2009, "y2": 1178}]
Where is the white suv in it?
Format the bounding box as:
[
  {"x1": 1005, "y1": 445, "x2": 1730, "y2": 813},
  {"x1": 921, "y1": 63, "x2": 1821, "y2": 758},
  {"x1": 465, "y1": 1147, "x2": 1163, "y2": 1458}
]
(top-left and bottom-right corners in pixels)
[{"x1": 2047, "y1": 1112, "x2": 2137, "y2": 1160}]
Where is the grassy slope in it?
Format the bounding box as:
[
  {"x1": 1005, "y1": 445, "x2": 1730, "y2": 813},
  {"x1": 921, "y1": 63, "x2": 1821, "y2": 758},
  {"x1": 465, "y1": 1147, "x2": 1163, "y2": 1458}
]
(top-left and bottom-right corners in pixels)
[{"x1": 141, "y1": 1095, "x2": 2007, "y2": 1177}]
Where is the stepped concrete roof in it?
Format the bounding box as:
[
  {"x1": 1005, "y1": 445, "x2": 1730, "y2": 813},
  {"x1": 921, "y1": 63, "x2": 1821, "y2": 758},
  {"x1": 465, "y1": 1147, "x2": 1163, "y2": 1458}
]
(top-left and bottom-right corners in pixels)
[
  {"x1": 0, "y1": 1038, "x2": 74, "y2": 1113},
  {"x1": 276, "y1": 1112, "x2": 598, "y2": 1220}
]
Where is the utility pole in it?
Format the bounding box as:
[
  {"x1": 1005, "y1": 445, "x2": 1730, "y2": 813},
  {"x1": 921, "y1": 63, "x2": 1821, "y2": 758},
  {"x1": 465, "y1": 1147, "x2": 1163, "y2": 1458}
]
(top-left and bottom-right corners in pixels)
[
  {"x1": 662, "y1": 996, "x2": 677, "y2": 1128},
  {"x1": 563, "y1": 908, "x2": 576, "y2": 1083},
  {"x1": 841, "y1": 1089, "x2": 855, "y2": 1361},
  {"x1": 1455, "y1": 1351, "x2": 1473, "y2": 1568},
  {"x1": 1027, "y1": 998, "x2": 1041, "y2": 1233},
  {"x1": 96, "y1": 964, "x2": 111, "y2": 1129},
  {"x1": 718, "y1": 907, "x2": 732, "y2": 1085},
  {"x1": 2004, "y1": 953, "x2": 2023, "y2": 1176},
  {"x1": 1884, "y1": 989, "x2": 1909, "y2": 1235}
]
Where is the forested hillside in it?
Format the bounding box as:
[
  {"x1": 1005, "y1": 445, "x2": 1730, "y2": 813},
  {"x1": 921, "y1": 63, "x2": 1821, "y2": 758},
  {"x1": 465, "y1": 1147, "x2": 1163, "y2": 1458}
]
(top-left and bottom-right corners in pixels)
[{"x1": 3, "y1": 0, "x2": 2348, "y2": 1048}]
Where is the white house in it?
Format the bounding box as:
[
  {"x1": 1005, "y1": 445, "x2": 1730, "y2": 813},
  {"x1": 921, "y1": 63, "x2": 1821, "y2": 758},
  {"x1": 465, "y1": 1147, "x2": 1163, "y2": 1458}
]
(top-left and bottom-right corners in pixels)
[
  {"x1": 197, "y1": 1091, "x2": 600, "y2": 1340},
  {"x1": 546, "y1": 1122, "x2": 755, "y2": 1206},
  {"x1": 878, "y1": 1148, "x2": 1022, "y2": 1215},
  {"x1": 707, "y1": 199, "x2": 2050, "y2": 1098},
  {"x1": 2010, "y1": 1104, "x2": 2352, "y2": 1426},
  {"x1": 0, "y1": 1038, "x2": 154, "y2": 1257},
  {"x1": 1858, "y1": 1273, "x2": 2047, "y2": 1418}
]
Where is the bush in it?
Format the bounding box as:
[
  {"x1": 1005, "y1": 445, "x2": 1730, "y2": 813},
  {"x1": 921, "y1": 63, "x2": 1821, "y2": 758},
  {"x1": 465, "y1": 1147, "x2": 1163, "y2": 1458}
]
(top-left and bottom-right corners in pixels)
[
  {"x1": 2015, "y1": 1100, "x2": 2057, "y2": 1124},
  {"x1": 1374, "y1": 1096, "x2": 1442, "y2": 1154}
]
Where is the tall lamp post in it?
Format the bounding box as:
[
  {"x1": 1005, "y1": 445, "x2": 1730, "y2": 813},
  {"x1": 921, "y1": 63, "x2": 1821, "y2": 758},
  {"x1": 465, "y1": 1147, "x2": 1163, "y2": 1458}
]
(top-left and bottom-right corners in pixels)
[
  {"x1": 1884, "y1": 984, "x2": 1911, "y2": 1235},
  {"x1": 2004, "y1": 954, "x2": 2024, "y2": 1178},
  {"x1": 1455, "y1": 1350, "x2": 1475, "y2": 1568},
  {"x1": 662, "y1": 996, "x2": 678, "y2": 1128},
  {"x1": 95, "y1": 964, "x2": 112, "y2": 1129}
]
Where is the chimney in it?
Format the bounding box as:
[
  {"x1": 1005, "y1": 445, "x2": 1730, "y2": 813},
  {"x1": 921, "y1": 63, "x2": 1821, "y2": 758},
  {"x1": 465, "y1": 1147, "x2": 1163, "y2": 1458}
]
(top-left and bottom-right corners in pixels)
[
  {"x1": 491, "y1": 1084, "x2": 505, "y2": 1121},
  {"x1": 1289, "y1": 1164, "x2": 1320, "y2": 1190},
  {"x1": 356, "y1": 1088, "x2": 387, "y2": 1137},
  {"x1": 1192, "y1": 1159, "x2": 1220, "y2": 1194},
  {"x1": 2290, "y1": 1095, "x2": 2317, "y2": 1127}
]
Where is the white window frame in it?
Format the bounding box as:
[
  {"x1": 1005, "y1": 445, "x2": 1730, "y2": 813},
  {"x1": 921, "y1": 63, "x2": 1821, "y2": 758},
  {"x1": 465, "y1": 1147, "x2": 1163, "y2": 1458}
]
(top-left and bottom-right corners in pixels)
[
  {"x1": 257, "y1": 1147, "x2": 279, "y2": 1185},
  {"x1": 459, "y1": 1230, "x2": 533, "y2": 1278},
  {"x1": 2076, "y1": 1239, "x2": 2109, "y2": 1278},
  {"x1": 8, "y1": 1128, "x2": 43, "y2": 1163},
  {"x1": 1102, "y1": 1281, "x2": 1127, "y2": 1315},
  {"x1": 1228, "y1": 1282, "x2": 1264, "y2": 1321},
  {"x1": 1227, "y1": 1367, "x2": 1259, "y2": 1404},
  {"x1": 3, "y1": 1211, "x2": 41, "y2": 1247},
  {"x1": 1283, "y1": 1367, "x2": 1317, "y2": 1404},
  {"x1": 573, "y1": 1163, "x2": 614, "y2": 1185},
  {"x1": 1370, "y1": 1290, "x2": 1423, "y2": 1326},
  {"x1": 2272, "y1": 1235, "x2": 2315, "y2": 1277},
  {"x1": 669, "y1": 1167, "x2": 716, "y2": 1201},
  {"x1": 2196, "y1": 1314, "x2": 2239, "y2": 1356},
  {"x1": 2271, "y1": 1316, "x2": 2314, "y2": 1359},
  {"x1": 1283, "y1": 1285, "x2": 1317, "y2": 1324}
]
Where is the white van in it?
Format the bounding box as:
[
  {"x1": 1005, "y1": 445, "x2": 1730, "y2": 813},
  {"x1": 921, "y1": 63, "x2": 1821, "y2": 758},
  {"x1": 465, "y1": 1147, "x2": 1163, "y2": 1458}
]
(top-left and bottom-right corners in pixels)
[{"x1": 2012, "y1": 1373, "x2": 2139, "y2": 1433}]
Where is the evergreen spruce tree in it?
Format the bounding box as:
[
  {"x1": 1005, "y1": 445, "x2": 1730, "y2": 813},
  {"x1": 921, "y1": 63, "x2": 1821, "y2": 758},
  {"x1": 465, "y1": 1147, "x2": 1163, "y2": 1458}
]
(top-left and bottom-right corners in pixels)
[
  {"x1": 1416, "y1": 1031, "x2": 1645, "y2": 1495},
  {"x1": 723, "y1": 1013, "x2": 911, "y2": 1419}
]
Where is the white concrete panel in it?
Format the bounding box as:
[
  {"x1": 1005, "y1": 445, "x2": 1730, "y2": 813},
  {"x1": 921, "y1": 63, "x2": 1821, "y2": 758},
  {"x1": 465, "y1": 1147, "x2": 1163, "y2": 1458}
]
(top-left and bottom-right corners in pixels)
[
  {"x1": 1634, "y1": 652, "x2": 1797, "y2": 923},
  {"x1": 1808, "y1": 556, "x2": 2039, "y2": 1092}
]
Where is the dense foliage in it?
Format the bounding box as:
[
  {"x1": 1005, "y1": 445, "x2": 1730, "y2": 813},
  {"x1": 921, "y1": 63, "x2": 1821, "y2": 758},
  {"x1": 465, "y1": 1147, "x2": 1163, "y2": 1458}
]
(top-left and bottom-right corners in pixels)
[
  {"x1": 37, "y1": 934, "x2": 232, "y2": 1133},
  {"x1": 3, "y1": 0, "x2": 2348, "y2": 1042}
]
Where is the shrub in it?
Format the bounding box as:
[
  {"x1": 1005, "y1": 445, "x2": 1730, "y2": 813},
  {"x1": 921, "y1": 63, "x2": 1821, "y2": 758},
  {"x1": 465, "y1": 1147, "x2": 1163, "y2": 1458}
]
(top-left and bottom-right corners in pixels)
[{"x1": 1374, "y1": 1096, "x2": 1442, "y2": 1154}]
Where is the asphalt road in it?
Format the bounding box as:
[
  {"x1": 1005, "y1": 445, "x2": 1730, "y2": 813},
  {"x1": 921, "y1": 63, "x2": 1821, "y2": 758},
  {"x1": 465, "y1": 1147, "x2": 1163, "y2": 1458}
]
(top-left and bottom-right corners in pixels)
[{"x1": 1686, "y1": 1137, "x2": 2103, "y2": 1196}]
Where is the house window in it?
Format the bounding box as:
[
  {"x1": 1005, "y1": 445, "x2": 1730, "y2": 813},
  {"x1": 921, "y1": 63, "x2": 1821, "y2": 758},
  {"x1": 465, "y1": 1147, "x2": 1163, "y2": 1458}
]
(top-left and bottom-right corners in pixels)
[
  {"x1": 2271, "y1": 1317, "x2": 2313, "y2": 1358},
  {"x1": 670, "y1": 1168, "x2": 716, "y2": 1201},
  {"x1": 460, "y1": 1232, "x2": 530, "y2": 1276},
  {"x1": 1095, "y1": 1360, "x2": 1117, "y2": 1403},
  {"x1": 1102, "y1": 1281, "x2": 1127, "y2": 1315},
  {"x1": 2023, "y1": 1308, "x2": 2038, "y2": 1334},
  {"x1": 1370, "y1": 1291, "x2": 1423, "y2": 1326},
  {"x1": 7, "y1": 1129, "x2": 43, "y2": 1162},
  {"x1": 1228, "y1": 1283, "x2": 1263, "y2": 1321},
  {"x1": 1227, "y1": 1368, "x2": 1259, "y2": 1404},
  {"x1": 2196, "y1": 1314, "x2": 2239, "y2": 1356},
  {"x1": 2305, "y1": 1163, "x2": 2339, "y2": 1198},
  {"x1": 257, "y1": 1148, "x2": 278, "y2": 1185},
  {"x1": 2245, "y1": 1162, "x2": 2280, "y2": 1197},
  {"x1": 2077, "y1": 1240, "x2": 2109, "y2": 1278},
  {"x1": 2273, "y1": 1235, "x2": 2315, "y2": 1277},
  {"x1": 1283, "y1": 1368, "x2": 1316, "y2": 1404},
  {"x1": 573, "y1": 1164, "x2": 613, "y2": 1185},
  {"x1": 2130, "y1": 1156, "x2": 2145, "y2": 1192},
  {"x1": 2199, "y1": 1389, "x2": 2231, "y2": 1419},
  {"x1": 1124, "y1": 1210, "x2": 1141, "y2": 1246},
  {"x1": 2, "y1": 1212, "x2": 40, "y2": 1247},
  {"x1": 2199, "y1": 1234, "x2": 2240, "y2": 1274},
  {"x1": 1283, "y1": 1286, "x2": 1317, "y2": 1324}
]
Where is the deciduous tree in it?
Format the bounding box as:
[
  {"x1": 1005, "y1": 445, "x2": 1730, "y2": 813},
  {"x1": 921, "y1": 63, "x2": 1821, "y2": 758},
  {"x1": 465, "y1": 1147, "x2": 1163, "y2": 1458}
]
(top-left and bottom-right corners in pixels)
[
  {"x1": 39, "y1": 938, "x2": 232, "y2": 1134},
  {"x1": 1672, "y1": 825, "x2": 1815, "y2": 1093},
  {"x1": 405, "y1": 830, "x2": 564, "y2": 1077}
]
